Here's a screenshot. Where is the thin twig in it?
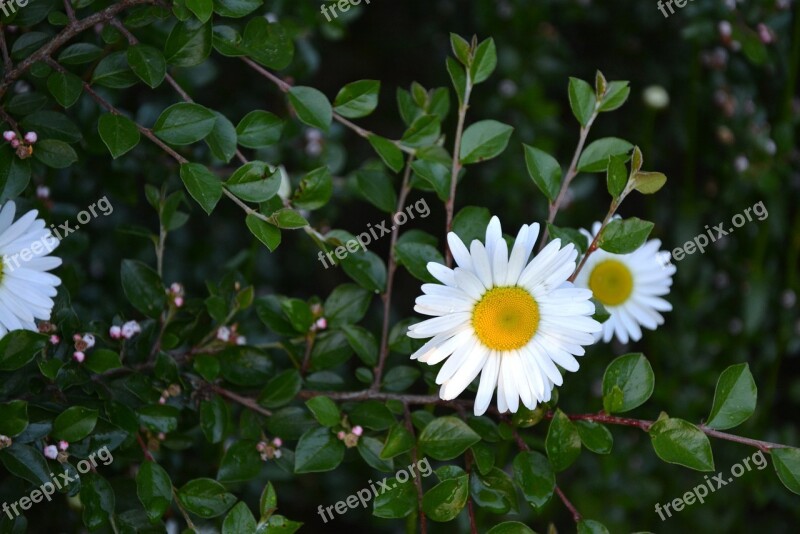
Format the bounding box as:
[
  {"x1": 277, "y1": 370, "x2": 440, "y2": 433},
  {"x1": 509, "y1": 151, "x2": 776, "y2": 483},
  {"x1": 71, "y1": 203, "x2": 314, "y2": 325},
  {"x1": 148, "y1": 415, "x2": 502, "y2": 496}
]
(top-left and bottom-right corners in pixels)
[
  {"x1": 403, "y1": 404, "x2": 427, "y2": 534},
  {"x1": 0, "y1": 25, "x2": 12, "y2": 71},
  {"x1": 464, "y1": 451, "x2": 478, "y2": 534},
  {"x1": 210, "y1": 384, "x2": 272, "y2": 417},
  {"x1": 300, "y1": 331, "x2": 316, "y2": 375},
  {"x1": 372, "y1": 154, "x2": 415, "y2": 390},
  {"x1": 568, "y1": 199, "x2": 617, "y2": 282},
  {"x1": 444, "y1": 79, "x2": 473, "y2": 267},
  {"x1": 555, "y1": 486, "x2": 582, "y2": 523},
  {"x1": 63, "y1": 0, "x2": 77, "y2": 23}
]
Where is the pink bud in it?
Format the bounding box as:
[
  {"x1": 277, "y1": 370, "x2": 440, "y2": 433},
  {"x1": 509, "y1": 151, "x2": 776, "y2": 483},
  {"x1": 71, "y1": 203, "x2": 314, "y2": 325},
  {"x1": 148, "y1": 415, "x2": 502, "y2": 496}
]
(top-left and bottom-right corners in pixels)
[
  {"x1": 352, "y1": 425, "x2": 363, "y2": 436},
  {"x1": 73, "y1": 333, "x2": 81, "y2": 342},
  {"x1": 58, "y1": 440, "x2": 69, "y2": 451},
  {"x1": 174, "y1": 296, "x2": 184, "y2": 307},
  {"x1": 315, "y1": 317, "x2": 328, "y2": 330},
  {"x1": 337, "y1": 431, "x2": 345, "y2": 440},
  {"x1": 24, "y1": 132, "x2": 37, "y2": 144},
  {"x1": 109, "y1": 325, "x2": 121, "y2": 339},
  {"x1": 274, "y1": 449, "x2": 282, "y2": 458},
  {"x1": 272, "y1": 437, "x2": 282, "y2": 448},
  {"x1": 10, "y1": 139, "x2": 19, "y2": 148},
  {"x1": 2, "y1": 131, "x2": 15, "y2": 141},
  {"x1": 236, "y1": 335, "x2": 246, "y2": 345},
  {"x1": 36, "y1": 185, "x2": 50, "y2": 199},
  {"x1": 157, "y1": 432, "x2": 165, "y2": 440},
  {"x1": 49, "y1": 335, "x2": 60, "y2": 345},
  {"x1": 158, "y1": 396, "x2": 166, "y2": 405},
  {"x1": 73, "y1": 351, "x2": 85, "y2": 363},
  {"x1": 43, "y1": 445, "x2": 58, "y2": 459}
]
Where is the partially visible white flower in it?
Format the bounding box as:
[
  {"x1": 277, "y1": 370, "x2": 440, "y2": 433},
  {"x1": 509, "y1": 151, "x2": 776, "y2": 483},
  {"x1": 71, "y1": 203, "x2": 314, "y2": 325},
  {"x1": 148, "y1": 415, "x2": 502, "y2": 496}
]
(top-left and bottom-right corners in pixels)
[
  {"x1": 121, "y1": 320, "x2": 141, "y2": 339},
  {"x1": 0, "y1": 202, "x2": 61, "y2": 337},
  {"x1": 109, "y1": 325, "x2": 122, "y2": 339},
  {"x1": 82, "y1": 333, "x2": 96, "y2": 349},
  {"x1": 643, "y1": 85, "x2": 670, "y2": 110},
  {"x1": 43, "y1": 445, "x2": 58, "y2": 459},
  {"x1": 575, "y1": 222, "x2": 675, "y2": 344},
  {"x1": 217, "y1": 326, "x2": 231, "y2": 342}
]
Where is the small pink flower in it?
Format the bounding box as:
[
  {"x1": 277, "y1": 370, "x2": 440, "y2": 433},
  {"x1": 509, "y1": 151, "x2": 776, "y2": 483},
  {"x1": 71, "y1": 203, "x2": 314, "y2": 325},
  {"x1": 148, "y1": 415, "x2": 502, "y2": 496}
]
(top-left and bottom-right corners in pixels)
[
  {"x1": 256, "y1": 441, "x2": 268, "y2": 452},
  {"x1": 216, "y1": 326, "x2": 231, "y2": 342},
  {"x1": 158, "y1": 397, "x2": 166, "y2": 405},
  {"x1": 337, "y1": 431, "x2": 345, "y2": 440},
  {"x1": 23, "y1": 131, "x2": 37, "y2": 144},
  {"x1": 170, "y1": 282, "x2": 182, "y2": 294},
  {"x1": 174, "y1": 296, "x2": 184, "y2": 308},
  {"x1": 36, "y1": 185, "x2": 50, "y2": 199},
  {"x1": 73, "y1": 351, "x2": 85, "y2": 363},
  {"x1": 43, "y1": 445, "x2": 58, "y2": 459},
  {"x1": 236, "y1": 335, "x2": 246, "y2": 345},
  {"x1": 352, "y1": 425, "x2": 363, "y2": 436},
  {"x1": 157, "y1": 432, "x2": 165, "y2": 440},
  {"x1": 73, "y1": 333, "x2": 82, "y2": 342},
  {"x1": 109, "y1": 325, "x2": 121, "y2": 339},
  {"x1": 272, "y1": 437, "x2": 282, "y2": 448},
  {"x1": 49, "y1": 335, "x2": 60, "y2": 345},
  {"x1": 2, "y1": 131, "x2": 15, "y2": 141},
  {"x1": 274, "y1": 449, "x2": 282, "y2": 458},
  {"x1": 315, "y1": 317, "x2": 327, "y2": 330},
  {"x1": 10, "y1": 139, "x2": 19, "y2": 148},
  {"x1": 121, "y1": 321, "x2": 141, "y2": 339},
  {"x1": 58, "y1": 440, "x2": 69, "y2": 451}
]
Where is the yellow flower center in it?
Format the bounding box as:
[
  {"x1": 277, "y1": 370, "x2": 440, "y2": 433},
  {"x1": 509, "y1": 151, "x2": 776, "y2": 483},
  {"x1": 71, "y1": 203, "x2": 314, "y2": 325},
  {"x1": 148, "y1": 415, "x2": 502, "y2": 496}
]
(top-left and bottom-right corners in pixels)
[
  {"x1": 472, "y1": 287, "x2": 539, "y2": 351},
  {"x1": 589, "y1": 259, "x2": 633, "y2": 306}
]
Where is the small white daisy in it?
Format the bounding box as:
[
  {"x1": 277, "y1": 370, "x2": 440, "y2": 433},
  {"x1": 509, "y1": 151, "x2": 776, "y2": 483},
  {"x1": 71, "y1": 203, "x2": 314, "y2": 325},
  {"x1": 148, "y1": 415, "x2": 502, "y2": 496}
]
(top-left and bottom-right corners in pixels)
[
  {"x1": 574, "y1": 221, "x2": 675, "y2": 344},
  {"x1": 0, "y1": 201, "x2": 61, "y2": 337},
  {"x1": 408, "y1": 216, "x2": 601, "y2": 416}
]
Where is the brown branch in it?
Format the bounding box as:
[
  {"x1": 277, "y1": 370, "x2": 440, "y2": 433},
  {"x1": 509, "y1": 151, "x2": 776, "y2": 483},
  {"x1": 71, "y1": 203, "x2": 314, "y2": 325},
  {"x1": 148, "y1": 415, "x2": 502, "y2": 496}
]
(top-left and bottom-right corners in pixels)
[
  {"x1": 0, "y1": 25, "x2": 12, "y2": 72},
  {"x1": 372, "y1": 154, "x2": 415, "y2": 390},
  {"x1": 300, "y1": 331, "x2": 316, "y2": 376},
  {"x1": 403, "y1": 404, "x2": 427, "y2": 534},
  {"x1": 0, "y1": 0, "x2": 153, "y2": 98},
  {"x1": 63, "y1": 0, "x2": 77, "y2": 23},
  {"x1": 136, "y1": 433, "x2": 155, "y2": 462},
  {"x1": 555, "y1": 486, "x2": 582, "y2": 523},
  {"x1": 464, "y1": 451, "x2": 478, "y2": 534},
  {"x1": 568, "y1": 199, "x2": 617, "y2": 282},
  {"x1": 444, "y1": 81, "x2": 473, "y2": 267},
  {"x1": 210, "y1": 384, "x2": 272, "y2": 417}
]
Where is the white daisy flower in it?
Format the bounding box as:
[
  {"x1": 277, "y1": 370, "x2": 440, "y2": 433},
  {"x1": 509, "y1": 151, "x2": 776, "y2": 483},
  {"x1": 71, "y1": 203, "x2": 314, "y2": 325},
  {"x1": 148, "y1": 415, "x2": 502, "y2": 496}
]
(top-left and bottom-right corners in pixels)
[
  {"x1": 408, "y1": 216, "x2": 601, "y2": 416},
  {"x1": 0, "y1": 201, "x2": 61, "y2": 337},
  {"x1": 574, "y1": 221, "x2": 676, "y2": 344}
]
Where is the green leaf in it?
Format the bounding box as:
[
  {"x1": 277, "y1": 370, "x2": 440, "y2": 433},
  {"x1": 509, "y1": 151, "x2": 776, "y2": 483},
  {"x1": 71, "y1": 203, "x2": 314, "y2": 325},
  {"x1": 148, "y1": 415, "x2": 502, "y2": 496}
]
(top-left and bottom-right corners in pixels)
[
  {"x1": 772, "y1": 448, "x2": 800, "y2": 495},
  {"x1": 395, "y1": 242, "x2": 444, "y2": 283},
  {"x1": 470, "y1": 467, "x2": 517, "y2": 514},
  {"x1": 418, "y1": 416, "x2": 480, "y2": 460},
  {"x1": 411, "y1": 156, "x2": 451, "y2": 201},
  {"x1": 177, "y1": 478, "x2": 237, "y2": 518},
  {"x1": 523, "y1": 144, "x2": 562, "y2": 202},
  {"x1": 294, "y1": 427, "x2": 345, "y2": 473},
  {"x1": 341, "y1": 251, "x2": 387, "y2": 293},
  {"x1": 449, "y1": 33, "x2": 470, "y2": 65},
  {"x1": 21, "y1": 110, "x2": 81, "y2": 143},
  {"x1": 305, "y1": 396, "x2": 341, "y2": 427},
  {"x1": 214, "y1": 0, "x2": 263, "y2": 18},
  {"x1": 0, "y1": 400, "x2": 28, "y2": 437},
  {"x1": 568, "y1": 77, "x2": 596, "y2": 126},
  {"x1": 631, "y1": 171, "x2": 667, "y2": 195},
  {"x1": 226, "y1": 161, "x2": 280, "y2": 202},
  {"x1": 355, "y1": 169, "x2": 397, "y2": 213},
  {"x1": 236, "y1": 110, "x2": 284, "y2": 148},
  {"x1": 334, "y1": 80, "x2": 380, "y2": 119},
  {"x1": 382, "y1": 365, "x2": 421, "y2": 392},
  {"x1": 293, "y1": 166, "x2": 332, "y2": 210},
  {"x1": 324, "y1": 284, "x2": 372, "y2": 326},
  {"x1": 546, "y1": 224, "x2": 587, "y2": 254},
  {"x1": 32, "y1": 139, "x2": 78, "y2": 169},
  {"x1": 153, "y1": 103, "x2": 216, "y2": 145},
  {"x1": 373, "y1": 477, "x2": 416, "y2": 518},
  {"x1": 47, "y1": 70, "x2": 83, "y2": 108},
  {"x1": 91, "y1": 51, "x2": 138, "y2": 88},
  {"x1": 223, "y1": 502, "x2": 257, "y2": 534},
  {"x1": 577, "y1": 137, "x2": 633, "y2": 173},
  {"x1": 545, "y1": 409, "x2": 581, "y2": 472},
  {"x1": 598, "y1": 80, "x2": 631, "y2": 112},
  {"x1": 471, "y1": 38, "x2": 497, "y2": 84},
  {"x1": 268, "y1": 208, "x2": 308, "y2": 229},
  {"x1": 381, "y1": 423, "x2": 415, "y2": 459},
  {"x1": 446, "y1": 56, "x2": 467, "y2": 107},
  {"x1": 259, "y1": 481, "x2": 278, "y2": 520},
  {"x1": 422, "y1": 475, "x2": 469, "y2": 522},
  {"x1": 0, "y1": 331, "x2": 47, "y2": 371},
  {"x1": 401, "y1": 114, "x2": 441, "y2": 148},
  {"x1": 138, "y1": 405, "x2": 180, "y2": 433},
  {"x1": 121, "y1": 259, "x2": 166, "y2": 319},
  {"x1": 81, "y1": 474, "x2": 115, "y2": 530},
  {"x1": 368, "y1": 135, "x2": 404, "y2": 173},
  {"x1": 602, "y1": 353, "x2": 654, "y2": 413},
  {"x1": 246, "y1": 215, "x2": 281, "y2": 251},
  {"x1": 187, "y1": 0, "x2": 214, "y2": 22},
  {"x1": 341, "y1": 325, "x2": 378, "y2": 366},
  {"x1": 98, "y1": 114, "x2": 141, "y2": 159},
  {"x1": 578, "y1": 519, "x2": 611, "y2": 534},
  {"x1": 217, "y1": 440, "x2": 262, "y2": 483},
  {"x1": 357, "y1": 436, "x2": 395, "y2": 472},
  {"x1": 0, "y1": 145, "x2": 31, "y2": 203},
  {"x1": 58, "y1": 43, "x2": 104, "y2": 64},
  {"x1": 258, "y1": 369, "x2": 302, "y2": 408},
  {"x1": 241, "y1": 18, "x2": 294, "y2": 69},
  {"x1": 606, "y1": 153, "x2": 628, "y2": 198},
  {"x1": 164, "y1": 19, "x2": 212, "y2": 67},
  {"x1": 575, "y1": 420, "x2": 613, "y2": 454},
  {"x1": 127, "y1": 45, "x2": 166, "y2": 88},
  {"x1": 459, "y1": 120, "x2": 514, "y2": 164},
  {"x1": 136, "y1": 461, "x2": 172, "y2": 522},
  {"x1": 649, "y1": 416, "x2": 714, "y2": 471},
  {"x1": 349, "y1": 401, "x2": 395, "y2": 431},
  {"x1": 53, "y1": 406, "x2": 99, "y2": 442},
  {"x1": 598, "y1": 218, "x2": 654, "y2": 254},
  {"x1": 180, "y1": 163, "x2": 223, "y2": 215},
  {"x1": 487, "y1": 522, "x2": 536, "y2": 534},
  {"x1": 706, "y1": 363, "x2": 757, "y2": 430},
  {"x1": 0, "y1": 444, "x2": 52, "y2": 486},
  {"x1": 288, "y1": 86, "x2": 332, "y2": 131},
  {"x1": 512, "y1": 451, "x2": 555, "y2": 509},
  {"x1": 201, "y1": 397, "x2": 230, "y2": 443},
  {"x1": 84, "y1": 349, "x2": 123, "y2": 374},
  {"x1": 206, "y1": 112, "x2": 238, "y2": 162}
]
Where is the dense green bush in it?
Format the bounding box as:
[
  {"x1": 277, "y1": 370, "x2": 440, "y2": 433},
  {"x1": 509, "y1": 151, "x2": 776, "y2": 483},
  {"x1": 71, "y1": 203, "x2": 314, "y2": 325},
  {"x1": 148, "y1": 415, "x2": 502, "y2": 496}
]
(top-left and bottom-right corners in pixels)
[{"x1": 0, "y1": 0, "x2": 798, "y2": 532}]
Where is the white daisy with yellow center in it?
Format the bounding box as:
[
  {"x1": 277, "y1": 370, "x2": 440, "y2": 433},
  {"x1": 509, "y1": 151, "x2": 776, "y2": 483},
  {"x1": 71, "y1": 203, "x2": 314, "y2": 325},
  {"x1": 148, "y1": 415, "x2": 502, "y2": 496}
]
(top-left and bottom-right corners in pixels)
[
  {"x1": 407, "y1": 217, "x2": 601, "y2": 416},
  {"x1": 574, "y1": 221, "x2": 675, "y2": 344}
]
